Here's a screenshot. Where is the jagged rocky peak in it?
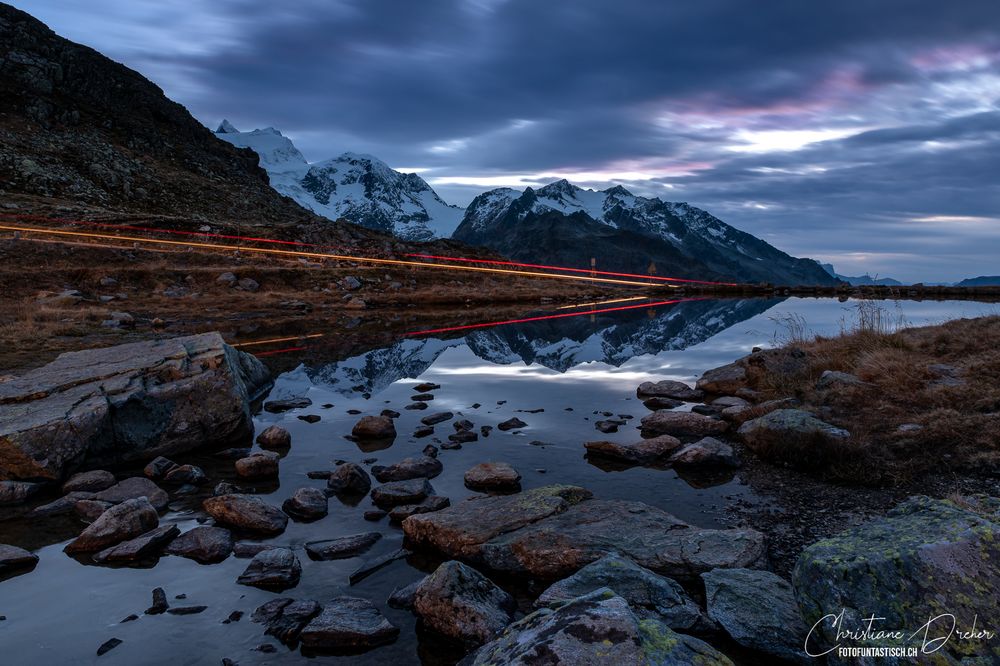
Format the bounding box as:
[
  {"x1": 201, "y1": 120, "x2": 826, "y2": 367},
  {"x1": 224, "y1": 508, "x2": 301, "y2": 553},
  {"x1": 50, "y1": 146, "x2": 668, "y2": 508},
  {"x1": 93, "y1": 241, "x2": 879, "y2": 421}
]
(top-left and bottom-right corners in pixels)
[{"x1": 215, "y1": 119, "x2": 239, "y2": 134}]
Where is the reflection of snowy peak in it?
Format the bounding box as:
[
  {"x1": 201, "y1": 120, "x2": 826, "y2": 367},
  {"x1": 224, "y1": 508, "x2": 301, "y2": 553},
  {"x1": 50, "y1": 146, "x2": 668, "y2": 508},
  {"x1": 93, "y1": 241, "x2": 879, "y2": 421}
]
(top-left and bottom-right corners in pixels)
[
  {"x1": 302, "y1": 299, "x2": 782, "y2": 394},
  {"x1": 455, "y1": 180, "x2": 835, "y2": 285},
  {"x1": 214, "y1": 121, "x2": 463, "y2": 241}
]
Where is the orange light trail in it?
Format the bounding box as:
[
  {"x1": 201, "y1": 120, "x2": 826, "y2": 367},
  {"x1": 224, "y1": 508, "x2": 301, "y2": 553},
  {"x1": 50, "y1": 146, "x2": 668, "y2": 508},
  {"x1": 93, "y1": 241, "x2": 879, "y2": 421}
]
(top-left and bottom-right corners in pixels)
[
  {"x1": 0, "y1": 213, "x2": 738, "y2": 287},
  {"x1": 232, "y1": 333, "x2": 325, "y2": 348},
  {"x1": 555, "y1": 296, "x2": 649, "y2": 309},
  {"x1": 0, "y1": 224, "x2": 661, "y2": 288}
]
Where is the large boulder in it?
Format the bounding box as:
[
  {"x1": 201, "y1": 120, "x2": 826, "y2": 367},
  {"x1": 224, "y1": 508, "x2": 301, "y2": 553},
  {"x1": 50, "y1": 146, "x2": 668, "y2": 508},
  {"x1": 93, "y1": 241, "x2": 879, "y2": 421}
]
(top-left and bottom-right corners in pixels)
[
  {"x1": 203, "y1": 494, "x2": 288, "y2": 535},
  {"x1": 402, "y1": 485, "x2": 593, "y2": 560},
  {"x1": 467, "y1": 589, "x2": 733, "y2": 665},
  {"x1": 537, "y1": 553, "x2": 702, "y2": 630},
  {"x1": 639, "y1": 411, "x2": 729, "y2": 438},
  {"x1": 793, "y1": 495, "x2": 1000, "y2": 664},
  {"x1": 413, "y1": 561, "x2": 516, "y2": 645},
  {"x1": 0, "y1": 333, "x2": 271, "y2": 481},
  {"x1": 703, "y1": 568, "x2": 808, "y2": 663},
  {"x1": 299, "y1": 597, "x2": 399, "y2": 650},
  {"x1": 738, "y1": 409, "x2": 849, "y2": 450},
  {"x1": 477, "y1": 499, "x2": 766, "y2": 580},
  {"x1": 64, "y1": 497, "x2": 159, "y2": 553}
]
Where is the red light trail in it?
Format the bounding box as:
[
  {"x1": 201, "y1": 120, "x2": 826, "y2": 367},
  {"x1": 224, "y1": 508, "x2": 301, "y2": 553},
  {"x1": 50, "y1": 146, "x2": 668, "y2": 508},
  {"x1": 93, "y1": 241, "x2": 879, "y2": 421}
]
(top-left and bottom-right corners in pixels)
[{"x1": 0, "y1": 213, "x2": 740, "y2": 287}]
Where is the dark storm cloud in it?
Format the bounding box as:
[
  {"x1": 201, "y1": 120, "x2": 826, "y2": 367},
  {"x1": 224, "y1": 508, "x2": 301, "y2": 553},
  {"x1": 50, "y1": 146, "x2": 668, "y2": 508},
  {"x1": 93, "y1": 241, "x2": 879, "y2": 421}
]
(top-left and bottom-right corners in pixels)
[{"x1": 17, "y1": 0, "x2": 1000, "y2": 281}]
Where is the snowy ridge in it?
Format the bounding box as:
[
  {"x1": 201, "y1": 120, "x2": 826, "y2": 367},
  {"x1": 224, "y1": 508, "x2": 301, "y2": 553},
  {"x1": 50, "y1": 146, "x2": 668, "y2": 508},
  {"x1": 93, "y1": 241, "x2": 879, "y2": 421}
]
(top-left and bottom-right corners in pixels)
[{"x1": 214, "y1": 121, "x2": 464, "y2": 240}]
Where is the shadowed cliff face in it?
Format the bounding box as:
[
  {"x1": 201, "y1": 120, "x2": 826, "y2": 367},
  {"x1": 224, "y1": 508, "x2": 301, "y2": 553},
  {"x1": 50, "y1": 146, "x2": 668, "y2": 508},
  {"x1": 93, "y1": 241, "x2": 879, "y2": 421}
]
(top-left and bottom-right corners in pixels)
[{"x1": 0, "y1": 4, "x2": 349, "y2": 234}]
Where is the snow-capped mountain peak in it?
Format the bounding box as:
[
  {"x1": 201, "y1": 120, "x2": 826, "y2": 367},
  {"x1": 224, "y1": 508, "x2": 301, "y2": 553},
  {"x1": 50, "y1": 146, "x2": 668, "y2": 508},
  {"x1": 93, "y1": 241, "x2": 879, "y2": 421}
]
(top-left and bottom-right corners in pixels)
[{"x1": 215, "y1": 125, "x2": 463, "y2": 240}]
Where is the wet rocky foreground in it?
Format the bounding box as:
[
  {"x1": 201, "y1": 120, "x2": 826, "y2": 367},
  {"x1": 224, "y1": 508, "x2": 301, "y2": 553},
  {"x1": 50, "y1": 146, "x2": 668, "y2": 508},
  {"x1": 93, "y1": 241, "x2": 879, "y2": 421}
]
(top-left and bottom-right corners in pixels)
[{"x1": 2, "y1": 312, "x2": 1000, "y2": 664}]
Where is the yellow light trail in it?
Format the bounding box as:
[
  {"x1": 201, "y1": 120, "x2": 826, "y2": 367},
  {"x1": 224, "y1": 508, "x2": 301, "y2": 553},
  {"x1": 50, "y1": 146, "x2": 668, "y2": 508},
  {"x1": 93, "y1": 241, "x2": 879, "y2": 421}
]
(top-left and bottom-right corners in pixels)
[
  {"x1": 0, "y1": 224, "x2": 671, "y2": 289},
  {"x1": 554, "y1": 296, "x2": 650, "y2": 309},
  {"x1": 232, "y1": 333, "x2": 326, "y2": 348}
]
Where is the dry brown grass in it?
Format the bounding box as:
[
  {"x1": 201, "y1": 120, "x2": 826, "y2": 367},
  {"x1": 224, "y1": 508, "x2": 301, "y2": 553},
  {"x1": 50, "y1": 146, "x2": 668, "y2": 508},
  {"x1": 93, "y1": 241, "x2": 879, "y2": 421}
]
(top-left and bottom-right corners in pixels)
[{"x1": 747, "y1": 308, "x2": 1000, "y2": 485}]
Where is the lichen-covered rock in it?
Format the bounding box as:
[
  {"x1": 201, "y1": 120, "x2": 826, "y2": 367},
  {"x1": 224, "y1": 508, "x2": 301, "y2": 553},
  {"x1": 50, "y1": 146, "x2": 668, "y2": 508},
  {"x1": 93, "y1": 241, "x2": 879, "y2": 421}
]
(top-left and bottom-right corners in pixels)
[
  {"x1": 371, "y1": 456, "x2": 442, "y2": 482},
  {"x1": 327, "y1": 463, "x2": 372, "y2": 495},
  {"x1": 636, "y1": 380, "x2": 703, "y2": 401},
  {"x1": 402, "y1": 485, "x2": 592, "y2": 560},
  {"x1": 738, "y1": 409, "x2": 849, "y2": 447},
  {"x1": 165, "y1": 525, "x2": 234, "y2": 563},
  {"x1": 299, "y1": 597, "x2": 399, "y2": 650},
  {"x1": 413, "y1": 561, "x2": 516, "y2": 645},
  {"x1": 639, "y1": 411, "x2": 728, "y2": 438},
  {"x1": 584, "y1": 435, "x2": 682, "y2": 463},
  {"x1": 0, "y1": 333, "x2": 270, "y2": 481},
  {"x1": 236, "y1": 547, "x2": 301, "y2": 590},
  {"x1": 696, "y1": 362, "x2": 747, "y2": 394},
  {"x1": 537, "y1": 554, "x2": 702, "y2": 630},
  {"x1": 703, "y1": 568, "x2": 808, "y2": 663},
  {"x1": 203, "y1": 494, "x2": 288, "y2": 535},
  {"x1": 64, "y1": 497, "x2": 159, "y2": 553},
  {"x1": 478, "y1": 499, "x2": 766, "y2": 580},
  {"x1": 464, "y1": 462, "x2": 521, "y2": 491},
  {"x1": 467, "y1": 589, "x2": 732, "y2": 666},
  {"x1": 793, "y1": 495, "x2": 1000, "y2": 664}
]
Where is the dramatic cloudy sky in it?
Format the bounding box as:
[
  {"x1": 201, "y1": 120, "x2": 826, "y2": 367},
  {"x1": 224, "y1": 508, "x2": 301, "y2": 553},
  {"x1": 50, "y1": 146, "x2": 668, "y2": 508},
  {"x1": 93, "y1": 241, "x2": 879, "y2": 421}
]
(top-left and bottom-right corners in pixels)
[{"x1": 19, "y1": 0, "x2": 1000, "y2": 282}]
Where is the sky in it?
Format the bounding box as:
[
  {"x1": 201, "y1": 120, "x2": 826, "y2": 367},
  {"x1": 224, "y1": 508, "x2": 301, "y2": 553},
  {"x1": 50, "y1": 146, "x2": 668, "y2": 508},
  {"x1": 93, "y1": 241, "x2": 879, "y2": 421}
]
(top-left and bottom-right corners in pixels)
[{"x1": 17, "y1": 0, "x2": 1000, "y2": 282}]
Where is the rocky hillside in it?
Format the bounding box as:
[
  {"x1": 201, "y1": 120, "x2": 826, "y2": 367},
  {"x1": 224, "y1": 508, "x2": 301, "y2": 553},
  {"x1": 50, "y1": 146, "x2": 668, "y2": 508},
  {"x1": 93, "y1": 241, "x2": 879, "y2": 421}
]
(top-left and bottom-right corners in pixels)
[
  {"x1": 454, "y1": 180, "x2": 837, "y2": 284},
  {"x1": 215, "y1": 122, "x2": 464, "y2": 241},
  {"x1": 0, "y1": 3, "x2": 368, "y2": 239}
]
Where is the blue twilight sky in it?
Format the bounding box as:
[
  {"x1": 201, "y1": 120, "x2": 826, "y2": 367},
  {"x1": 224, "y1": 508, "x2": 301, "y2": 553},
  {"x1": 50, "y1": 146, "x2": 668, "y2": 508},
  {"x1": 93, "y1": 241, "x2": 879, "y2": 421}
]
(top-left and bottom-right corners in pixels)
[{"x1": 15, "y1": 0, "x2": 1000, "y2": 283}]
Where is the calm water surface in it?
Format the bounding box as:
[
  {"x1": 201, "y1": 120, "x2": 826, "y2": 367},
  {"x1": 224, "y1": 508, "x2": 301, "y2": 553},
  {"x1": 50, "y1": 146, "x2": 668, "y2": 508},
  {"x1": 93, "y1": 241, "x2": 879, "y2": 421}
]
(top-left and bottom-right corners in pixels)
[{"x1": 1, "y1": 297, "x2": 996, "y2": 665}]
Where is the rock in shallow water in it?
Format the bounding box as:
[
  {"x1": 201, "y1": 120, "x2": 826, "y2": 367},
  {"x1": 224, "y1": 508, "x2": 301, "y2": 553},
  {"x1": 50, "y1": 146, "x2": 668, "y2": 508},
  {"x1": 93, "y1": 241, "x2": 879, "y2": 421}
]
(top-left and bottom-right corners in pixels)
[
  {"x1": 256, "y1": 425, "x2": 291, "y2": 449},
  {"x1": 371, "y1": 456, "x2": 442, "y2": 482},
  {"x1": 65, "y1": 497, "x2": 159, "y2": 554},
  {"x1": 370, "y1": 478, "x2": 434, "y2": 508},
  {"x1": 203, "y1": 494, "x2": 288, "y2": 535},
  {"x1": 0, "y1": 480, "x2": 43, "y2": 505},
  {"x1": 0, "y1": 332, "x2": 270, "y2": 481},
  {"x1": 165, "y1": 525, "x2": 234, "y2": 563},
  {"x1": 584, "y1": 435, "x2": 682, "y2": 463},
  {"x1": 640, "y1": 411, "x2": 728, "y2": 438},
  {"x1": 669, "y1": 437, "x2": 740, "y2": 467},
  {"x1": 536, "y1": 553, "x2": 702, "y2": 631},
  {"x1": 237, "y1": 547, "x2": 302, "y2": 590},
  {"x1": 254, "y1": 599, "x2": 322, "y2": 645},
  {"x1": 702, "y1": 568, "x2": 808, "y2": 663},
  {"x1": 299, "y1": 597, "x2": 399, "y2": 650},
  {"x1": 636, "y1": 380, "x2": 703, "y2": 401},
  {"x1": 304, "y1": 532, "x2": 381, "y2": 561},
  {"x1": 235, "y1": 451, "x2": 280, "y2": 479},
  {"x1": 0, "y1": 544, "x2": 39, "y2": 573},
  {"x1": 92, "y1": 477, "x2": 169, "y2": 511},
  {"x1": 388, "y1": 496, "x2": 450, "y2": 522},
  {"x1": 62, "y1": 470, "x2": 116, "y2": 493},
  {"x1": 326, "y1": 463, "x2": 371, "y2": 495},
  {"x1": 93, "y1": 524, "x2": 179, "y2": 563},
  {"x1": 414, "y1": 560, "x2": 515, "y2": 646},
  {"x1": 352, "y1": 415, "x2": 397, "y2": 440},
  {"x1": 467, "y1": 588, "x2": 732, "y2": 666},
  {"x1": 463, "y1": 462, "x2": 521, "y2": 491},
  {"x1": 282, "y1": 487, "x2": 328, "y2": 521}
]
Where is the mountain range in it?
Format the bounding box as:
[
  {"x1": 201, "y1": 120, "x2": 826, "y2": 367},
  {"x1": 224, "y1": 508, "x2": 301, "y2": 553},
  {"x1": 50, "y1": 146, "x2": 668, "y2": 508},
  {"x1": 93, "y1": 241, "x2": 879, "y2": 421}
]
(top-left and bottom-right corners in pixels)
[
  {"x1": 218, "y1": 122, "x2": 836, "y2": 284},
  {"x1": 820, "y1": 263, "x2": 903, "y2": 286}
]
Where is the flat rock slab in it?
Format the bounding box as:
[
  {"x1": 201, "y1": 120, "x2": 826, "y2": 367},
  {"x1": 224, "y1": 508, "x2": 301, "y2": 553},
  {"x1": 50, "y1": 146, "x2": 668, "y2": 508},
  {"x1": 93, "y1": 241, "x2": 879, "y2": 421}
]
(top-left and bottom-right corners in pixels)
[
  {"x1": 640, "y1": 411, "x2": 729, "y2": 438},
  {"x1": 165, "y1": 525, "x2": 234, "y2": 563},
  {"x1": 389, "y1": 496, "x2": 450, "y2": 522},
  {"x1": 305, "y1": 532, "x2": 381, "y2": 561},
  {"x1": 584, "y1": 435, "x2": 682, "y2": 463},
  {"x1": 93, "y1": 477, "x2": 169, "y2": 511},
  {"x1": 468, "y1": 588, "x2": 733, "y2": 665},
  {"x1": 371, "y1": 456, "x2": 442, "y2": 483},
  {"x1": 420, "y1": 412, "x2": 453, "y2": 426},
  {"x1": 0, "y1": 544, "x2": 39, "y2": 572},
  {"x1": 477, "y1": 499, "x2": 766, "y2": 580},
  {"x1": 299, "y1": 597, "x2": 399, "y2": 650},
  {"x1": 636, "y1": 380, "x2": 703, "y2": 401},
  {"x1": 402, "y1": 485, "x2": 592, "y2": 560},
  {"x1": 203, "y1": 494, "x2": 288, "y2": 535},
  {"x1": 237, "y1": 547, "x2": 301, "y2": 590},
  {"x1": 0, "y1": 332, "x2": 270, "y2": 480},
  {"x1": 94, "y1": 524, "x2": 179, "y2": 563},
  {"x1": 537, "y1": 553, "x2": 701, "y2": 630}
]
